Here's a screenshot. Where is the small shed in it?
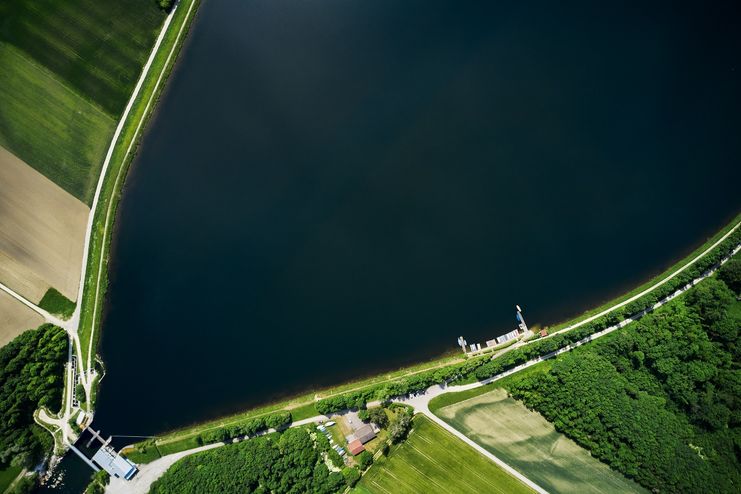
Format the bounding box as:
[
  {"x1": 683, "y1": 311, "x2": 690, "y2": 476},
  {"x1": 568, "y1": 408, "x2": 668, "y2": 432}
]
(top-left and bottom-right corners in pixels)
[
  {"x1": 348, "y1": 439, "x2": 365, "y2": 456},
  {"x1": 540, "y1": 329, "x2": 549, "y2": 338}
]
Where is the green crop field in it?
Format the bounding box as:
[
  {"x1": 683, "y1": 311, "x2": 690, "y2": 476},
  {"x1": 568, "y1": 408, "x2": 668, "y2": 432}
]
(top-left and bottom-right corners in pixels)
[
  {"x1": 353, "y1": 415, "x2": 533, "y2": 494},
  {"x1": 0, "y1": 0, "x2": 164, "y2": 116},
  {"x1": 0, "y1": 43, "x2": 115, "y2": 202},
  {"x1": 0, "y1": 0, "x2": 165, "y2": 203},
  {"x1": 436, "y1": 388, "x2": 646, "y2": 494}
]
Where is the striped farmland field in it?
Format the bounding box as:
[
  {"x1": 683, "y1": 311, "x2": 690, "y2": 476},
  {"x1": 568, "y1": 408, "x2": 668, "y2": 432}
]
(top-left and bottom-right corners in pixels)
[{"x1": 353, "y1": 415, "x2": 533, "y2": 494}]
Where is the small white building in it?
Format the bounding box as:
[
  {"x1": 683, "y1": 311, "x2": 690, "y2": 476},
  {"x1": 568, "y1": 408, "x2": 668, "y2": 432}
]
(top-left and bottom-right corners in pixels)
[{"x1": 92, "y1": 446, "x2": 137, "y2": 480}]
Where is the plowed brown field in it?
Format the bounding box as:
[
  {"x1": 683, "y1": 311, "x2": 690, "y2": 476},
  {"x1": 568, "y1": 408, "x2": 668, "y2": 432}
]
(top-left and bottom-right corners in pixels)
[{"x1": 0, "y1": 145, "x2": 88, "y2": 302}]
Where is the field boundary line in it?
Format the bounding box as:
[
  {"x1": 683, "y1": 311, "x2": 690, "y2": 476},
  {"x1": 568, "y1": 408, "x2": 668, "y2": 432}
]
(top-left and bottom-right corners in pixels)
[
  {"x1": 419, "y1": 414, "x2": 546, "y2": 493},
  {"x1": 0, "y1": 281, "x2": 65, "y2": 327},
  {"x1": 408, "y1": 442, "x2": 503, "y2": 494},
  {"x1": 3, "y1": 42, "x2": 115, "y2": 119},
  {"x1": 85, "y1": 0, "x2": 198, "y2": 375},
  {"x1": 73, "y1": 3, "x2": 180, "y2": 385}
]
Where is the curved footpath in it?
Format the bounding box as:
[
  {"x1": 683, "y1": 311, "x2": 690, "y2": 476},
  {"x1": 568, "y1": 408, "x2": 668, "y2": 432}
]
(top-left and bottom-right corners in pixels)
[
  {"x1": 33, "y1": 0, "x2": 198, "y2": 455},
  {"x1": 73, "y1": 1, "x2": 182, "y2": 391},
  {"x1": 108, "y1": 240, "x2": 740, "y2": 494}
]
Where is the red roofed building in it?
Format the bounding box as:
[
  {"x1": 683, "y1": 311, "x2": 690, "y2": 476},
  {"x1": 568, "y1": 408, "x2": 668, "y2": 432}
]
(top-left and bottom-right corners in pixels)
[{"x1": 348, "y1": 439, "x2": 365, "y2": 456}]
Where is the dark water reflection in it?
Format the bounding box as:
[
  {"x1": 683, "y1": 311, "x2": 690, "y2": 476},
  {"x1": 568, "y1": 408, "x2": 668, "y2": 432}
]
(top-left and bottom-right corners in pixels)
[{"x1": 90, "y1": 0, "x2": 740, "y2": 441}]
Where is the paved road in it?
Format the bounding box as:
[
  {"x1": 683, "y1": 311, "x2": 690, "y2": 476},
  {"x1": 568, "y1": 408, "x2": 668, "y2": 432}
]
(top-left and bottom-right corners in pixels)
[{"x1": 107, "y1": 443, "x2": 222, "y2": 494}]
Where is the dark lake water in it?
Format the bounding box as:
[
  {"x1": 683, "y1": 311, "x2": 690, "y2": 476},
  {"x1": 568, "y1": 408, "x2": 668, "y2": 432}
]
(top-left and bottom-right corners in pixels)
[{"x1": 88, "y1": 0, "x2": 741, "y2": 442}]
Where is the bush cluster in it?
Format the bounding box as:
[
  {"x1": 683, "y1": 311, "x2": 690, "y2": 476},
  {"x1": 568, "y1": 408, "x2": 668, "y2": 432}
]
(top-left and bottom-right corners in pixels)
[
  {"x1": 315, "y1": 230, "x2": 741, "y2": 415},
  {"x1": 152, "y1": 427, "x2": 346, "y2": 493},
  {"x1": 197, "y1": 411, "x2": 291, "y2": 445}
]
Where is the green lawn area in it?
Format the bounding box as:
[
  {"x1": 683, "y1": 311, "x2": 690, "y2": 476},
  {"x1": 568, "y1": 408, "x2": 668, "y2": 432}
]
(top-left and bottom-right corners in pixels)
[
  {"x1": 290, "y1": 402, "x2": 318, "y2": 421},
  {"x1": 0, "y1": 465, "x2": 21, "y2": 493},
  {"x1": 38, "y1": 288, "x2": 75, "y2": 319},
  {"x1": 0, "y1": 0, "x2": 166, "y2": 203},
  {"x1": 429, "y1": 362, "x2": 553, "y2": 413},
  {"x1": 353, "y1": 415, "x2": 533, "y2": 494},
  {"x1": 0, "y1": 42, "x2": 115, "y2": 203},
  {"x1": 0, "y1": 0, "x2": 164, "y2": 116},
  {"x1": 435, "y1": 388, "x2": 646, "y2": 494}
]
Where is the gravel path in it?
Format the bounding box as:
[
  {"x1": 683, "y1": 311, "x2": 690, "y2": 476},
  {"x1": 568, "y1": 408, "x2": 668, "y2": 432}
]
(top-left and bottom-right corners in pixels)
[{"x1": 107, "y1": 443, "x2": 221, "y2": 494}]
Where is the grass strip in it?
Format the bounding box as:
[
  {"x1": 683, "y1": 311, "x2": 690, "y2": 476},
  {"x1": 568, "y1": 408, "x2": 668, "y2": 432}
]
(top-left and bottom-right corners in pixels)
[
  {"x1": 548, "y1": 212, "x2": 741, "y2": 333},
  {"x1": 77, "y1": 0, "x2": 201, "y2": 373},
  {"x1": 38, "y1": 288, "x2": 75, "y2": 320}
]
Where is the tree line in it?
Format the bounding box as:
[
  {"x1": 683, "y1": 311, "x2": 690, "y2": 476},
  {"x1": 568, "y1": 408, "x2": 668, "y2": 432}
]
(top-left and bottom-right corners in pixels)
[
  {"x1": 315, "y1": 230, "x2": 741, "y2": 415},
  {"x1": 0, "y1": 324, "x2": 67, "y2": 470},
  {"x1": 505, "y1": 271, "x2": 741, "y2": 493},
  {"x1": 150, "y1": 427, "x2": 346, "y2": 493},
  {"x1": 197, "y1": 411, "x2": 292, "y2": 445}
]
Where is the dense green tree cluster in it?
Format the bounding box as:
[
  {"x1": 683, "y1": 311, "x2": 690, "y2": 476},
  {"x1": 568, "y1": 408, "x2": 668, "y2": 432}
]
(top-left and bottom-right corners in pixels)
[
  {"x1": 361, "y1": 407, "x2": 389, "y2": 428},
  {"x1": 506, "y1": 276, "x2": 741, "y2": 493},
  {"x1": 718, "y1": 258, "x2": 741, "y2": 294},
  {"x1": 198, "y1": 411, "x2": 291, "y2": 445},
  {"x1": 314, "y1": 232, "x2": 741, "y2": 415},
  {"x1": 0, "y1": 325, "x2": 67, "y2": 469},
  {"x1": 150, "y1": 427, "x2": 346, "y2": 493},
  {"x1": 356, "y1": 450, "x2": 373, "y2": 471},
  {"x1": 314, "y1": 431, "x2": 343, "y2": 468},
  {"x1": 341, "y1": 466, "x2": 360, "y2": 487},
  {"x1": 83, "y1": 470, "x2": 109, "y2": 494},
  {"x1": 388, "y1": 407, "x2": 413, "y2": 444}
]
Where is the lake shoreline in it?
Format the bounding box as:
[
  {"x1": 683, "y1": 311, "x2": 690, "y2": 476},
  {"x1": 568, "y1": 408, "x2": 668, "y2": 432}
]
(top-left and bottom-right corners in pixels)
[{"x1": 125, "y1": 212, "x2": 740, "y2": 447}]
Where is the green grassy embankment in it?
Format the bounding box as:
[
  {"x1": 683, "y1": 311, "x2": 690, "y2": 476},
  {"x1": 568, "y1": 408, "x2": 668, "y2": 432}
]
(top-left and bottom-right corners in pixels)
[
  {"x1": 353, "y1": 415, "x2": 534, "y2": 494},
  {"x1": 428, "y1": 362, "x2": 553, "y2": 413},
  {"x1": 546, "y1": 212, "x2": 741, "y2": 333},
  {"x1": 127, "y1": 214, "x2": 740, "y2": 461},
  {"x1": 38, "y1": 288, "x2": 75, "y2": 320},
  {"x1": 124, "y1": 353, "x2": 465, "y2": 461},
  {"x1": 77, "y1": 0, "x2": 201, "y2": 377}
]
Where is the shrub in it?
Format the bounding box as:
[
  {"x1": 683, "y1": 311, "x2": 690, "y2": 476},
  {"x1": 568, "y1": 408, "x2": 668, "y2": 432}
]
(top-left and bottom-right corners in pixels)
[
  {"x1": 367, "y1": 407, "x2": 388, "y2": 428},
  {"x1": 342, "y1": 467, "x2": 361, "y2": 487},
  {"x1": 718, "y1": 258, "x2": 741, "y2": 293},
  {"x1": 388, "y1": 409, "x2": 413, "y2": 444},
  {"x1": 356, "y1": 450, "x2": 373, "y2": 470},
  {"x1": 329, "y1": 448, "x2": 343, "y2": 468},
  {"x1": 156, "y1": 0, "x2": 175, "y2": 12}
]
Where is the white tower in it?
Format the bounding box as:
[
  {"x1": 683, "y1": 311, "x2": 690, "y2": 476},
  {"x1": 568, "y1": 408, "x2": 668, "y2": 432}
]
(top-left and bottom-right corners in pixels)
[{"x1": 457, "y1": 336, "x2": 467, "y2": 354}]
